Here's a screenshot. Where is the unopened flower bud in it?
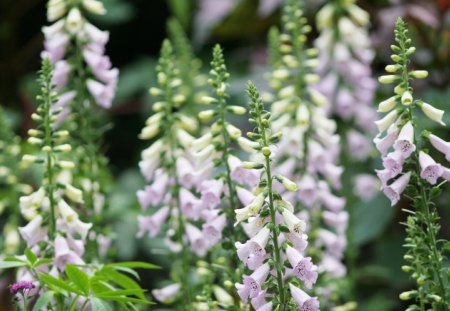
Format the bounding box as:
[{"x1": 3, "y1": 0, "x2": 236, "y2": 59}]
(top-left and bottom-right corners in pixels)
[
  {"x1": 378, "y1": 96, "x2": 397, "y2": 112},
  {"x1": 401, "y1": 91, "x2": 413, "y2": 106},
  {"x1": 226, "y1": 123, "x2": 241, "y2": 138},
  {"x1": 399, "y1": 290, "x2": 417, "y2": 300},
  {"x1": 59, "y1": 160, "x2": 75, "y2": 169},
  {"x1": 406, "y1": 47, "x2": 416, "y2": 55},
  {"x1": 66, "y1": 8, "x2": 83, "y2": 34},
  {"x1": 200, "y1": 96, "x2": 217, "y2": 105},
  {"x1": 379, "y1": 75, "x2": 398, "y2": 84},
  {"x1": 420, "y1": 102, "x2": 445, "y2": 125},
  {"x1": 227, "y1": 105, "x2": 246, "y2": 115},
  {"x1": 27, "y1": 137, "x2": 43, "y2": 145},
  {"x1": 410, "y1": 70, "x2": 428, "y2": 79},
  {"x1": 82, "y1": 0, "x2": 106, "y2": 14},
  {"x1": 54, "y1": 144, "x2": 72, "y2": 152},
  {"x1": 242, "y1": 162, "x2": 264, "y2": 169},
  {"x1": 262, "y1": 147, "x2": 271, "y2": 156},
  {"x1": 199, "y1": 110, "x2": 215, "y2": 122},
  {"x1": 173, "y1": 94, "x2": 186, "y2": 105},
  {"x1": 305, "y1": 74, "x2": 320, "y2": 84},
  {"x1": 22, "y1": 155, "x2": 38, "y2": 165},
  {"x1": 149, "y1": 87, "x2": 163, "y2": 96},
  {"x1": 385, "y1": 64, "x2": 400, "y2": 73}
]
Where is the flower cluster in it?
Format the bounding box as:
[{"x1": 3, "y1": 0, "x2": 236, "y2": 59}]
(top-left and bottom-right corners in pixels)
[
  {"x1": 266, "y1": 0, "x2": 348, "y2": 305},
  {"x1": 375, "y1": 18, "x2": 449, "y2": 204},
  {"x1": 20, "y1": 59, "x2": 92, "y2": 262},
  {"x1": 375, "y1": 18, "x2": 450, "y2": 309},
  {"x1": 234, "y1": 81, "x2": 319, "y2": 311},
  {"x1": 43, "y1": 0, "x2": 118, "y2": 110},
  {"x1": 9, "y1": 60, "x2": 91, "y2": 307},
  {"x1": 0, "y1": 108, "x2": 32, "y2": 256},
  {"x1": 315, "y1": 0, "x2": 377, "y2": 162},
  {"x1": 136, "y1": 39, "x2": 202, "y2": 304}
]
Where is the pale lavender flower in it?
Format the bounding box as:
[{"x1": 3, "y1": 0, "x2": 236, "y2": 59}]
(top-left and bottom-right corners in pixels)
[
  {"x1": 18, "y1": 215, "x2": 48, "y2": 247},
  {"x1": 152, "y1": 283, "x2": 181, "y2": 303},
  {"x1": 54, "y1": 235, "x2": 84, "y2": 270},
  {"x1": 137, "y1": 206, "x2": 170, "y2": 238},
  {"x1": 180, "y1": 188, "x2": 203, "y2": 221},
  {"x1": 374, "y1": 127, "x2": 400, "y2": 156},
  {"x1": 185, "y1": 223, "x2": 208, "y2": 257},
  {"x1": 429, "y1": 134, "x2": 450, "y2": 162},
  {"x1": 286, "y1": 246, "x2": 318, "y2": 289},
  {"x1": 393, "y1": 121, "x2": 416, "y2": 158},
  {"x1": 347, "y1": 130, "x2": 372, "y2": 160},
  {"x1": 383, "y1": 172, "x2": 412, "y2": 206},
  {"x1": 297, "y1": 175, "x2": 319, "y2": 207},
  {"x1": 382, "y1": 150, "x2": 405, "y2": 177},
  {"x1": 353, "y1": 174, "x2": 381, "y2": 201},
  {"x1": 289, "y1": 284, "x2": 320, "y2": 311},
  {"x1": 202, "y1": 214, "x2": 226, "y2": 245},
  {"x1": 419, "y1": 151, "x2": 443, "y2": 185},
  {"x1": 199, "y1": 179, "x2": 223, "y2": 209},
  {"x1": 238, "y1": 263, "x2": 270, "y2": 302},
  {"x1": 236, "y1": 227, "x2": 270, "y2": 270},
  {"x1": 136, "y1": 170, "x2": 169, "y2": 209}
]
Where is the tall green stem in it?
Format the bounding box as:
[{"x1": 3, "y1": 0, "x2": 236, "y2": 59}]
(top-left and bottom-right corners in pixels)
[
  {"x1": 42, "y1": 69, "x2": 57, "y2": 240},
  {"x1": 258, "y1": 114, "x2": 285, "y2": 309}
]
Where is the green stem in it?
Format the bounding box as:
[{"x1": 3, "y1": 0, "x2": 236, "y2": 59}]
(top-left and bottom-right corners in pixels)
[
  {"x1": 258, "y1": 115, "x2": 285, "y2": 309},
  {"x1": 163, "y1": 79, "x2": 192, "y2": 308},
  {"x1": 43, "y1": 72, "x2": 57, "y2": 240}
]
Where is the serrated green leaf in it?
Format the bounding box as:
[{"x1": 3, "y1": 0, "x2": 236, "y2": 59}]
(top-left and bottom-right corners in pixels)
[
  {"x1": 94, "y1": 295, "x2": 151, "y2": 305},
  {"x1": 94, "y1": 289, "x2": 146, "y2": 297},
  {"x1": 32, "y1": 291, "x2": 54, "y2": 311},
  {"x1": 25, "y1": 248, "x2": 38, "y2": 265},
  {"x1": 66, "y1": 265, "x2": 90, "y2": 296},
  {"x1": 107, "y1": 262, "x2": 160, "y2": 270},
  {"x1": 0, "y1": 261, "x2": 27, "y2": 270},
  {"x1": 97, "y1": 268, "x2": 144, "y2": 298},
  {"x1": 40, "y1": 274, "x2": 82, "y2": 295}
]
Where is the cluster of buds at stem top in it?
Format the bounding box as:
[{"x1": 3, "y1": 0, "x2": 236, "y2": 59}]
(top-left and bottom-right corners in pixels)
[
  {"x1": 233, "y1": 81, "x2": 319, "y2": 311},
  {"x1": 43, "y1": 0, "x2": 118, "y2": 110},
  {"x1": 266, "y1": 0, "x2": 348, "y2": 305},
  {"x1": 314, "y1": 0, "x2": 377, "y2": 167},
  {"x1": 17, "y1": 60, "x2": 92, "y2": 293},
  {"x1": 374, "y1": 18, "x2": 450, "y2": 206}
]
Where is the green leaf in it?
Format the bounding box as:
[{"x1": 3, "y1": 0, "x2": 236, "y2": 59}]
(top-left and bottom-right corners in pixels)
[
  {"x1": 40, "y1": 274, "x2": 82, "y2": 295},
  {"x1": 66, "y1": 265, "x2": 90, "y2": 296},
  {"x1": 32, "y1": 291, "x2": 54, "y2": 311},
  {"x1": 25, "y1": 248, "x2": 38, "y2": 265},
  {"x1": 94, "y1": 289, "x2": 146, "y2": 297},
  {"x1": 0, "y1": 261, "x2": 27, "y2": 270},
  {"x1": 107, "y1": 262, "x2": 160, "y2": 270},
  {"x1": 97, "y1": 268, "x2": 144, "y2": 298},
  {"x1": 94, "y1": 295, "x2": 151, "y2": 305},
  {"x1": 91, "y1": 298, "x2": 112, "y2": 311}
]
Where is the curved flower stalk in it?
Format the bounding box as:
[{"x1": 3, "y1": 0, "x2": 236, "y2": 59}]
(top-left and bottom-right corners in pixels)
[
  {"x1": 1, "y1": 59, "x2": 153, "y2": 311},
  {"x1": 183, "y1": 44, "x2": 251, "y2": 308},
  {"x1": 375, "y1": 18, "x2": 450, "y2": 309},
  {"x1": 42, "y1": 0, "x2": 115, "y2": 244},
  {"x1": 137, "y1": 39, "x2": 203, "y2": 307},
  {"x1": 265, "y1": 0, "x2": 349, "y2": 307},
  {"x1": 234, "y1": 81, "x2": 320, "y2": 311},
  {"x1": 0, "y1": 107, "x2": 32, "y2": 256},
  {"x1": 168, "y1": 18, "x2": 205, "y2": 106}
]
